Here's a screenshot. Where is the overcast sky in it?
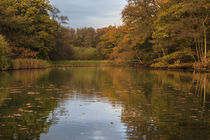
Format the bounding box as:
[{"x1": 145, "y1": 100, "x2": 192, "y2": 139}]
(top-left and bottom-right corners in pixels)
[{"x1": 50, "y1": 0, "x2": 127, "y2": 28}]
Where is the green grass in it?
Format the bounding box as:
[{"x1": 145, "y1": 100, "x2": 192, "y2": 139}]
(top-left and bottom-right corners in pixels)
[{"x1": 52, "y1": 60, "x2": 120, "y2": 67}]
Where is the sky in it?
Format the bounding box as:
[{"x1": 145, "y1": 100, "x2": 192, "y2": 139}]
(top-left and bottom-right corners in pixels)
[{"x1": 50, "y1": 0, "x2": 127, "y2": 28}]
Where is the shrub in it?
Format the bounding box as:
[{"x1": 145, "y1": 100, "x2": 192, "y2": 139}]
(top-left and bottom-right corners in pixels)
[
  {"x1": 72, "y1": 47, "x2": 101, "y2": 60},
  {"x1": 152, "y1": 50, "x2": 194, "y2": 65},
  {"x1": 0, "y1": 35, "x2": 10, "y2": 70}
]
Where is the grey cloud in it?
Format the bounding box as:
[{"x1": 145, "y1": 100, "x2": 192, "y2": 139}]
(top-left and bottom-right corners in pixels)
[{"x1": 50, "y1": 0, "x2": 127, "y2": 28}]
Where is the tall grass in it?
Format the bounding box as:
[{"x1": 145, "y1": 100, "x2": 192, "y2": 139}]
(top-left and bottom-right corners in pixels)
[
  {"x1": 11, "y1": 59, "x2": 50, "y2": 70},
  {"x1": 0, "y1": 35, "x2": 10, "y2": 71}
]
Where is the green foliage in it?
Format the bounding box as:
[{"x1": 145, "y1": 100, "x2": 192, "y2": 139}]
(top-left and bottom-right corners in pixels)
[
  {"x1": 0, "y1": 35, "x2": 10, "y2": 70},
  {"x1": 151, "y1": 50, "x2": 195, "y2": 68},
  {"x1": 0, "y1": 0, "x2": 209, "y2": 70},
  {"x1": 99, "y1": 0, "x2": 209, "y2": 68},
  {"x1": 75, "y1": 27, "x2": 97, "y2": 48},
  {"x1": 72, "y1": 47, "x2": 101, "y2": 60},
  {"x1": 154, "y1": 50, "x2": 194, "y2": 64},
  {"x1": 49, "y1": 27, "x2": 74, "y2": 60},
  {"x1": 153, "y1": 0, "x2": 209, "y2": 61},
  {"x1": 0, "y1": 0, "x2": 57, "y2": 59}
]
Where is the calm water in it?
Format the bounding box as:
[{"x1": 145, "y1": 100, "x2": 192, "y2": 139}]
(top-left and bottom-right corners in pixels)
[{"x1": 0, "y1": 68, "x2": 209, "y2": 140}]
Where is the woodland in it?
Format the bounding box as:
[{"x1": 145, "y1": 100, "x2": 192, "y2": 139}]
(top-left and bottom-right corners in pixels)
[{"x1": 0, "y1": 0, "x2": 209, "y2": 70}]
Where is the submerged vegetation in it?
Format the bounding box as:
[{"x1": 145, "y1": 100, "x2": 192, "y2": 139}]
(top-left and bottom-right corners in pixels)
[{"x1": 0, "y1": 0, "x2": 209, "y2": 71}]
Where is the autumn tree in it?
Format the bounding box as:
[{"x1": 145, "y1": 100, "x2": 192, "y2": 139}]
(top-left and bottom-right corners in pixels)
[
  {"x1": 122, "y1": 0, "x2": 160, "y2": 64},
  {"x1": 0, "y1": 0, "x2": 57, "y2": 59},
  {"x1": 96, "y1": 26, "x2": 120, "y2": 59},
  {"x1": 153, "y1": 0, "x2": 209, "y2": 64}
]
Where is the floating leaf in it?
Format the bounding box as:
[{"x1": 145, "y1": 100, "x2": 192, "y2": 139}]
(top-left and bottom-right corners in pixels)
[{"x1": 27, "y1": 92, "x2": 40, "y2": 95}]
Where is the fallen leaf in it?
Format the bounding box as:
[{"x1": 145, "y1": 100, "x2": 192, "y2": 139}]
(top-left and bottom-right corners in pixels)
[{"x1": 27, "y1": 92, "x2": 40, "y2": 95}]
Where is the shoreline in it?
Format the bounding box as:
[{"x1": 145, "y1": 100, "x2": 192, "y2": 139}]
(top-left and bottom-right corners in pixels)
[
  {"x1": 2, "y1": 65, "x2": 209, "y2": 73},
  {"x1": 148, "y1": 66, "x2": 210, "y2": 73},
  {"x1": 0, "y1": 59, "x2": 209, "y2": 73}
]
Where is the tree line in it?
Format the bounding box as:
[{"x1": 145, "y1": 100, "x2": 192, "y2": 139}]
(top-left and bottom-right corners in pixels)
[
  {"x1": 98, "y1": 0, "x2": 209, "y2": 68},
  {"x1": 0, "y1": 0, "x2": 209, "y2": 69}
]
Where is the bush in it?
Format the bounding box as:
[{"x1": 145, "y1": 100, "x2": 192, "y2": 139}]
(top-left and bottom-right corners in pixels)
[
  {"x1": 152, "y1": 50, "x2": 194, "y2": 65},
  {"x1": 151, "y1": 62, "x2": 167, "y2": 68},
  {"x1": 0, "y1": 35, "x2": 10, "y2": 70},
  {"x1": 72, "y1": 47, "x2": 101, "y2": 60},
  {"x1": 151, "y1": 49, "x2": 195, "y2": 68}
]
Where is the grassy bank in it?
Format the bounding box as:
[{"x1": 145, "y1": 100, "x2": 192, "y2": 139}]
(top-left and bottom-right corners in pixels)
[
  {"x1": 151, "y1": 63, "x2": 193, "y2": 69},
  {"x1": 150, "y1": 62, "x2": 210, "y2": 72},
  {"x1": 11, "y1": 59, "x2": 51, "y2": 70},
  {"x1": 1, "y1": 58, "x2": 209, "y2": 72},
  {"x1": 52, "y1": 60, "x2": 122, "y2": 67},
  {"x1": 0, "y1": 59, "x2": 51, "y2": 71},
  {"x1": 150, "y1": 51, "x2": 210, "y2": 72}
]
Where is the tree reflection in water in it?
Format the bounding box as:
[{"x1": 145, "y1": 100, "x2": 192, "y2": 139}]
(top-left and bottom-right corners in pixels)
[{"x1": 0, "y1": 68, "x2": 209, "y2": 140}]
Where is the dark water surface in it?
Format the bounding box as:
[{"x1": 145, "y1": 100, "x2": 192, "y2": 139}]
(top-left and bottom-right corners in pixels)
[{"x1": 0, "y1": 68, "x2": 209, "y2": 140}]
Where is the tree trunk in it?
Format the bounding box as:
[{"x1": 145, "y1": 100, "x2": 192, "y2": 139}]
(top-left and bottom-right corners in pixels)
[
  {"x1": 161, "y1": 46, "x2": 166, "y2": 56},
  {"x1": 195, "y1": 38, "x2": 200, "y2": 62},
  {"x1": 202, "y1": 14, "x2": 208, "y2": 64},
  {"x1": 204, "y1": 29, "x2": 207, "y2": 64}
]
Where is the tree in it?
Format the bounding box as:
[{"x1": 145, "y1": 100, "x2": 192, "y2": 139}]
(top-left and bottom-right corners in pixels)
[
  {"x1": 153, "y1": 0, "x2": 209, "y2": 63},
  {"x1": 49, "y1": 27, "x2": 74, "y2": 60},
  {"x1": 0, "y1": 0, "x2": 57, "y2": 59},
  {"x1": 122, "y1": 0, "x2": 160, "y2": 64},
  {"x1": 96, "y1": 26, "x2": 120, "y2": 59},
  {"x1": 74, "y1": 27, "x2": 97, "y2": 48}
]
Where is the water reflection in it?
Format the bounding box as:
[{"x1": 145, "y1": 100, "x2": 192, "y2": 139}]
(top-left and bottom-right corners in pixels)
[{"x1": 0, "y1": 68, "x2": 209, "y2": 140}]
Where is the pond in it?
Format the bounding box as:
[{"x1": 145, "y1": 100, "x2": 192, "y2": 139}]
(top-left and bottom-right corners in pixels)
[{"x1": 0, "y1": 67, "x2": 209, "y2": 140}]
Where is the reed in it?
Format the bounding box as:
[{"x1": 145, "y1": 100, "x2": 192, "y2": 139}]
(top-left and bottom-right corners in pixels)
[{"x1": 11, "y1": 59, "x2": 50, "y2": 70}]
